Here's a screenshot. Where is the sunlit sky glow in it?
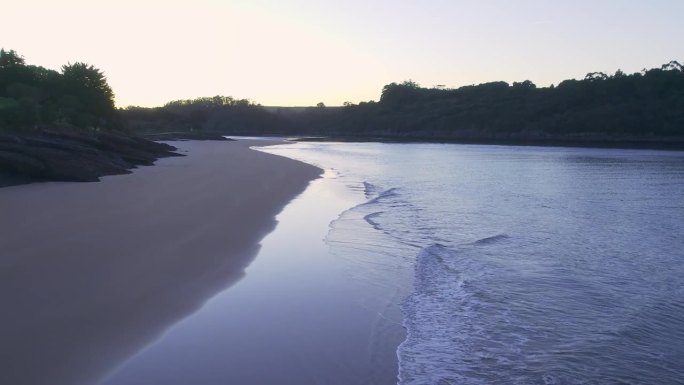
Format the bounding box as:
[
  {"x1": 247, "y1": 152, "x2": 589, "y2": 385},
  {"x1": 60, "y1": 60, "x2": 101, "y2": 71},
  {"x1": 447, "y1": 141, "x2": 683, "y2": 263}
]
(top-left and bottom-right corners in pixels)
[{"x1": 3, "y1": 0, "x2": 683, "y2": 107}]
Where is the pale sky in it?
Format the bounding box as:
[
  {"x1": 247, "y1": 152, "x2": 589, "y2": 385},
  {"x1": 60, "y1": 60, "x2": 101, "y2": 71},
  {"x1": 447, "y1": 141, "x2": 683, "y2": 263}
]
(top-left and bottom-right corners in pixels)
[{"x1": 2, "y1": 0, "x2": 683, "y2": 107}]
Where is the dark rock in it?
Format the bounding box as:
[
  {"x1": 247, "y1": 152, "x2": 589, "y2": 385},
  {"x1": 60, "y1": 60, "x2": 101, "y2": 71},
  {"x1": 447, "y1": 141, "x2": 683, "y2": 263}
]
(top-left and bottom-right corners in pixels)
[
  {"x1": 0, "y1": 150, "x2": 46, "y2": 176},
  {"x1": 0, "y1": 128, "x2": 183, "y2": 187}
]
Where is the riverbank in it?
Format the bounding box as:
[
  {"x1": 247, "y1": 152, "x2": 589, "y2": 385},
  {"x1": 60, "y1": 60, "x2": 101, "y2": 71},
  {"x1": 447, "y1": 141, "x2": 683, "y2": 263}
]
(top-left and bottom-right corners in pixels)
[
  {"x1": 0, "y1": 139, "x2": 321, "y2": 385},
  {"x1": 291, "y1": 134, "x2": 684, "y2": 151},
  {"x1": 99, "y1": 144, "x2": 406, "y2": 385}
]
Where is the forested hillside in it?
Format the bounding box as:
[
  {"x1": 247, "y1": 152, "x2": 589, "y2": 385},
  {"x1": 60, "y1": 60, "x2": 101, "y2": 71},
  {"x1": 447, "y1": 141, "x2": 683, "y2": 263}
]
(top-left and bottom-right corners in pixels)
[
  {"x1": 123, "y1": 96, "x2": 295, "y2": 134},
  {"x1": 315, "y1": 62, "x2": 684, "y2": 142},
  {"x1": 122, "y1": 61, "x2": 684, "y2": 146}
]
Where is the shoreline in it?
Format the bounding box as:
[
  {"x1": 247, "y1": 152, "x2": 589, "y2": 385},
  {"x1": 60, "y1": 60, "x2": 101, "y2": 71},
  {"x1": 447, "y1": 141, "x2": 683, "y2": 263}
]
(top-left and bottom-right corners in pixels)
[
  {"x1": 289, "y1": 135, "x2": 684, "y2": 151},
  {"x1": 99, "y1": 152, "x2": 405, "y2": 385},
  {"x1": 0, "y1": 139, "x2": 321, "y2": 385}
]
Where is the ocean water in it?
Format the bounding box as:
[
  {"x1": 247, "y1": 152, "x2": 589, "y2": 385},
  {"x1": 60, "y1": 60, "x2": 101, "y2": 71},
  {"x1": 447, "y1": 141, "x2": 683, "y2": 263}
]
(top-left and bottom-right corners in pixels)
[{"x1": 261, "y1": 142, "x2": 684, "y2": 385}]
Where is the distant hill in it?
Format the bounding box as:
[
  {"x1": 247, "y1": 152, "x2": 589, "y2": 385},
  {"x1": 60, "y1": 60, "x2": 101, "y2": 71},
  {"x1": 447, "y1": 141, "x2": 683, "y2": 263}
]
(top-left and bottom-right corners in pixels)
[
  {"x1": 304, "y1": 62, "x2": 684, "y2": 146},
  {"x1": 122, "y1": 61, "x2": 684, "y2": 148}
]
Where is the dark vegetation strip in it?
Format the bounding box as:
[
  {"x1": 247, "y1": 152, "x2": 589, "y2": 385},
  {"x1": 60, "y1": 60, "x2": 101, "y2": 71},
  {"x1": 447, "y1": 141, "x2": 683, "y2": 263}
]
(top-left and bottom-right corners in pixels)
[{"x1": 122, "y1": 61, "x2": 684, "y2": 149}]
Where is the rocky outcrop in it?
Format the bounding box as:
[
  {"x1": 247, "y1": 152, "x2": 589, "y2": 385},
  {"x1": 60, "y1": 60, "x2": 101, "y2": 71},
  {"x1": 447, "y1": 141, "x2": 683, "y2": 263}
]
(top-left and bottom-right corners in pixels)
[{"x1": 0, "y1": 129, "x2": 182, "y2": 187}]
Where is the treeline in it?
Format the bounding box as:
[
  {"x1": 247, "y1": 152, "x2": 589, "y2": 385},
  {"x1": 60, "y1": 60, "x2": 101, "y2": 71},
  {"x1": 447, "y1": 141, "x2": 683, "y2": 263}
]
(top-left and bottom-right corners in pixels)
[
  {"x1": 124, "y1": 95, "x2": 296, "y2": 134},
  {"x1": 316, "y1": 61, "x2": 684, "y2": 141},
  {"x1": 0, "y1": 49, "x2": 120, "y2": 131},
  {"x1": 122, "y1": 61, "x2": 684, "y2": 145},
  {"x1": 3, "y1": 47, "x2": 682, "y2": 145}
]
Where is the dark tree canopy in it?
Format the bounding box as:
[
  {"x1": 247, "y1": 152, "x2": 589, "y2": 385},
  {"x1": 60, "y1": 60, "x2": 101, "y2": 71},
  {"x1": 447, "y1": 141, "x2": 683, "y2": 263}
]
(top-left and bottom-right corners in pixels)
[
  {"x1": 121, "y1": 59, "x2": 684, "y2": 148},
  {"x1": 60, "y1": 62, "x2": 116, "y2": 127},
  {"x1": 0, "y1": 49, "x2": 25, "y2": 68},
  {"x1": 119, "y1": 59, "x2": 684, "y2": 146},
  {"x1": 123, "y1": 95, "x2": 283, "y2": 134},
  {"x1": 304, "y1": 62, "x2": 684, "y2": 141},
  {"x1": 0, "y1": 49, "x2": 119, "y2": 131}
]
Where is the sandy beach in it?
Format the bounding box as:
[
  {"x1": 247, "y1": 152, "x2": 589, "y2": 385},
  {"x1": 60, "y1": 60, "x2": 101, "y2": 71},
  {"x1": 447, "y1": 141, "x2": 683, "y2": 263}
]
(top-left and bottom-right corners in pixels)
[{"x1": 0, "y1": 139, "x2": 321, "y2": 385}]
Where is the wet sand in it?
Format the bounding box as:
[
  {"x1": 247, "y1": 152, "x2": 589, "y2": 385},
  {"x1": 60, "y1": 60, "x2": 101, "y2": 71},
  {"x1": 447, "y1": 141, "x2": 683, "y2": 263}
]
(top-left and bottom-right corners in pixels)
[
  {"x1": 98, "y1": 166, "x2": 406, "y2": 385},
  {"x1": 0, "y1": 139, "x2": 321, "y2": 385}
]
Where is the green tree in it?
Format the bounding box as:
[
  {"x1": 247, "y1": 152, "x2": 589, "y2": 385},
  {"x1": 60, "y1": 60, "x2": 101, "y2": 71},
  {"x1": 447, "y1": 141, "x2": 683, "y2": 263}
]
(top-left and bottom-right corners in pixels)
[
  {"x1": 60, "y1": 62, "x2": 116, "y2": 127},
  {"x1": 512, "y1": 80, "x2": 536, "y2": 89},
  {"x1": 0, "y1": 49, "x2": 31, "y2": 93},
  {"x1": 0, "y1": 49, "x2": 25, "y2": 69}
]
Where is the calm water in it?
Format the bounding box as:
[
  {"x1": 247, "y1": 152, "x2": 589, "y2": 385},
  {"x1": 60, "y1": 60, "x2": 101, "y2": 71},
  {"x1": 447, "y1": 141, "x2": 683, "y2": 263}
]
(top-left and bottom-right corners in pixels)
[{"x1": 263, "y1": 142, "x2": 684, "y2": 385}]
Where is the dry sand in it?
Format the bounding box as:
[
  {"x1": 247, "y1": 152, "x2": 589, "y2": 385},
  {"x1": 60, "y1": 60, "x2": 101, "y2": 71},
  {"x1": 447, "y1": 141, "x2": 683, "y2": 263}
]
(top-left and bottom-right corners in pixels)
[{"x1": 0, "y1": 139, "x2": 321, "y2": 385}]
